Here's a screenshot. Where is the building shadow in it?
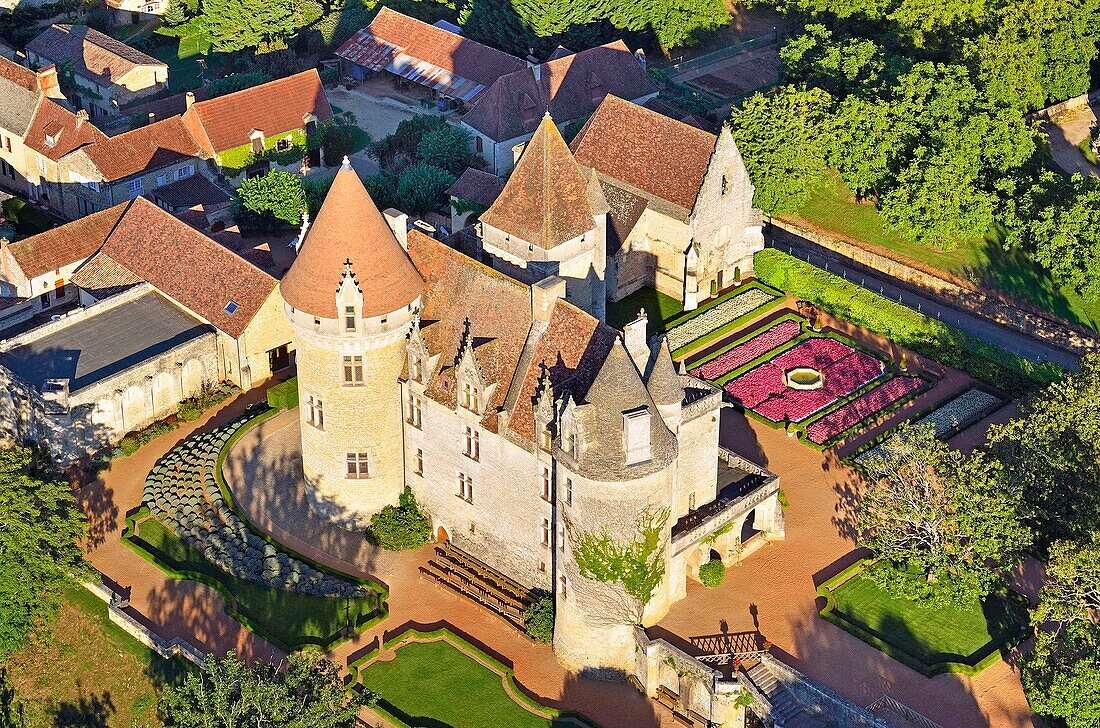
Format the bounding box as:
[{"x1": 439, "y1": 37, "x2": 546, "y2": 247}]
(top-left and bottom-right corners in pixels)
[{"x1": 718, "y1": 405, "x2": 767, "y2": 468}]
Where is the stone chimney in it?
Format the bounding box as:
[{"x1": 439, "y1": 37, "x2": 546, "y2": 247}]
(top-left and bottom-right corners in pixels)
[
  {"x1": 634, "y1": 48, "x2": 647, "y2": 69},
  {"x1": 622, "y1": 309, "x2": 650, "y2": 373},
  {"x1": 35, "y1": 65, "x2": 60, "y2": 98},
  {"x1": 147, "y1": 112, "x2": 155, "y2": 126},
  {"x1": 531, "y1": 275, "x2": 566, "y2": 323},
  {"x1": 74, "y1": 109, "x2": 88, "y2": 129},
  {"x1": 185, "y1": 91, "x2": 195, "y2": 109},
  {"x1": 528, "y1": 59, "x2": 542, "y2": 83},
  {"x1": 383, "y1": 208, "x2": 409, "y2": 251}
]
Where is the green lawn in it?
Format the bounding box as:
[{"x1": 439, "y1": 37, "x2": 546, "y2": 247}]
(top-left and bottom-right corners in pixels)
[
  {"x1": 129, "y1": 517, "x2": 384, "y2": 651},
  {"x1": 152, "y1": 20, "x2": 216, "y2": 92},
  {"x1": 787, "y1": 172, "x2": 1100, "y2": 330},
  {"x1": 829, "y1": 573, "x2": 1026, "y2": 671},
  {"x1": 5, "y1": 582, "x2": 188, "y2": 727},
  {"x1": 360, "y1": 639, "x2": 568, "y2": 728},
  {"x1": 607, "y1": 286, "x2": 685, "y2": 333}
]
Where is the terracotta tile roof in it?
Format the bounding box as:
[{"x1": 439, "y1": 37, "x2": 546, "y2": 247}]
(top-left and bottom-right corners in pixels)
[
  {"x1": 446, "y1": 168, "x2": 504, "y2": 208},
  {"x1": 181, "y1": 70, "x2": 333, "y2": 155},
  {"x1": 479, "y1": 115, "x2": 596, "y2": 249},
  {"x1": 461, "y1": 41, "x2": 657, "y2": 142},
  {"x1": 24, "y1": 98, "x2": 105, "y2": 160},
  {"x1": 152, "y1": 172, "x2": 230, "y2": 209},
  {"x1": 82, "y1": 116, "x2": 205, "y2": 181},
  {"x1": 571, "y1": 94, "x2": 717, "y2": 212},
  {"x1": 93, "y1": 198, "x2": 276, "y2": 337},
  {"x1": 337, "y1": 8, "x2": 525, "y2": 90},
  {"x1": 68, "y1": 250, "x2": 142, "y2": 299},
  {"x1": 26, "y1": 24, "x2": 165, "y2": 87},
  {"x1": 122, "y1": 87, "x2": 207, "y2": 120},
  {"x1": 0, "y1": 57, "x2": 42, "y2": 136},
  {"x1": 282, "y1": 162, "x2": 423, "y2": 319},
  {"x1": 0, "y1": 54, "x2": 38, "y2": 92},
  {"x1": 4, "y1": 203, "x2": 126, "y2": 278}
]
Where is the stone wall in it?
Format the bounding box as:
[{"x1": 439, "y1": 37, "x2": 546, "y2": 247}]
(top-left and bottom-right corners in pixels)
[
  {"x1": 1029, "y1": 89, "x2": 1100, "y2": 121},
  {"x1": 83, "y1": 579, "x2": 206, "y2": 668},
  {"x1": 769, "y1": 217, "x2": 1099, "y2": 355}
]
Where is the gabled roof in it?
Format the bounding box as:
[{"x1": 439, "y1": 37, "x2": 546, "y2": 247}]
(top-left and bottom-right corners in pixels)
[
  {"x1": 26, "y1": 24, "x2": 166, "y2": 87},
  {"x1": 0, "y1": 56, "x2": 43, "y2": 136},
  {"x1": 24, "y1": 97, "x2": 106, "y2": 160},
  {"x1": 337, "y1": 8, "x2": 525, "y2": 92},
  {"x1": 571, "y1": 94, "x2": 718, "y2": 212},
  {"x1": 3, "y1": 203, "x2": 126, "y2": 279},
  {"x1": 282, "y1": 161, "x2": 423, "y2": 319},
  {"x1": 479, "y1": 114, "x2": 597, "y2": 249},
  {"x1": 446, "y1": 167, "x2": 504, "y2": 208},
  {"x1": 181, "y1": 70, "x2": 333, "y2": 154},
  {"x1": 81, "y1": 116, "x2": 204, "y2": 182},
  {"x1": 461, "y1": 40, "x2": 657, "y2": 143}
]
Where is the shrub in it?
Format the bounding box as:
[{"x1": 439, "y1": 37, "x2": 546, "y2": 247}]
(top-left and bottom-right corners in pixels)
[
  {"x1": 523, "y1": 595, "x2": 555, "y2": 643},
  {"x1": 367, "y1": 487, "x2": 431, "y2": 551},
  {"x1": 177, "y1": 383, "x2": 239, "y2": 422},
  {"x1": 111, "y1": 420, "x2": 179, "y2": 459},
  {"x1": 699, "y1": 558, "x2": 726, "y2": 587},
  {"x1": 204, "y1": 72, "x2": 273, "y2": 99},
  {"x1": 267, "y1": 378, "x2": 299, "y2": 410}
]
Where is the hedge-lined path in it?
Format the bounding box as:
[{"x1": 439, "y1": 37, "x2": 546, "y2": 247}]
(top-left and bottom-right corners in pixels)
[
  {"x1": 654, "y1": 409, "x2": 1039, "y2": 728},
  {"x1": 223, "y1": 411, "x2": 666, "y2": 728}
]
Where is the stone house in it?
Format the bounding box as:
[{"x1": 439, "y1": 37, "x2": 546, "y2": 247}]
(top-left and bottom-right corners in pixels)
[
  {"x1": 461, "y1": 41, "x2": 658, "y2": 175},
  {"x1": 278, "y1": 162, "x2": 783, "y2": 674},
  {"x1": 0, "y1": 58, "x2": 65, "y2": 198},
  {"x1": 445, "y1": 167, "x2": 504, "y2": 232},
  {"x1": 105, "y1": 0, "x2": 167, "y2": 26},
  {"x1": 26, "y1": 24, "x2": 168, "y2": 118},
  {"x1": 180, "y1": 70, "x2": 334, "y2": 180},
  {"x1": 570, "y1": 95, "x2": 764, "y2": 308}
]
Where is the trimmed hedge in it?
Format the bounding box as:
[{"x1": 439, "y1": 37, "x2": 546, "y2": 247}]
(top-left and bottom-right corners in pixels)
[
  {"x1": 699, "y1": 558, "x2": 726, "y2": 587},
  {"x1": 366, "y1": 487, "x2": 431, "y2": 551},
  {"x1": 754, "y1": 249, "x2": 1062, "y2": 395},
  {"x1": 266, "y1": 377, "x2": 299, "y2": 410}
]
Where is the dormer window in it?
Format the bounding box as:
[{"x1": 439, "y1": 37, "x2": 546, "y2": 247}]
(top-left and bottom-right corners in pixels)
[
  {"x1": 276, "y1": 136, "x2": 292, "y2": 152},
  {"x1": 564, "y1": 427, "x2": 579, "y2": 460},
  {"x1": 623, "y1": 408, "x2": 652, "y2": 465},
  {"x1": 539, "y1": 424, "x2": 552, "y2": 452},
  {"x1": 461, "y1": 380, "x2": 479, "y2": 412},
  {"x1": 344, "y1": 305, "x2": 356, "y2": 332}
]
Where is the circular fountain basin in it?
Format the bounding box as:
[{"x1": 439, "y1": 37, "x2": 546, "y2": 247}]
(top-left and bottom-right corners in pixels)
[{"x1": 785, "y1": 367, "x2": 824, "y2": 390}]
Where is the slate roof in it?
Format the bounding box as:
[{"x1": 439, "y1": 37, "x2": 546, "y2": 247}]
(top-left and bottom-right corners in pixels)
[
  {"x1": 82, "y1": 116, "x2": 204, "y2": 182},
  {"x1": 0, "y1": 57, "x2": 42, "y2": 136},
  {"x1": 646, "y1": 336, "x2": 683, "y2": 407},
  {"x1": 26, "y1": 24, "x2": 166, "y2": 87},
  {"x1": 479, "y1": 114, "x2": 599, "y2": 249},
  {"x1": 599, "y1": 180, "x2": 647, "y2": 255},
  {"x1": 571, "y1": 94, "x2": 717, "y2": 212},
  {"x1": 0, "y1": 289, "x2": 212, "y2": 392},
  {"x1": 4, "y1": 203, "x2": 127, "y2": 279},
  {"x1": 461, "y1": 41, "x2": 657, "y2": 143},
  {"x1": 446, "y1": 168, "x2": 505, "y2": 209},
  {"x1": 282, "y1": 161, "x2": 423, "y2": 319},
  {"x1": 180, "y1": 70, "x2": 333, "y2": 155}
]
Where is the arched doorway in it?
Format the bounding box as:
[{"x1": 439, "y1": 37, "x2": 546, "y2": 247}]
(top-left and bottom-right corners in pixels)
[
  {"x1": 436, "y1": 525, "x2": 450, "y2": 543},
  {"x1": 741, "y1": 509, "x2": 761, "y2": 544}
]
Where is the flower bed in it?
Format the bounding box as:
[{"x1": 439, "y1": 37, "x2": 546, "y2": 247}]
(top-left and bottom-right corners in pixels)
[
  {"x1": 689, "y1": 319, "x2": 801, "y2": 381},
  {"x1": 665, "y1": 287, "x2": 776, "y2": 351},
  {"x1": 806, "y1": 376, "x2": 924, "y2": 445},
  {"x1": 913, "y1": 389, "x2": 1003, "y2": 439},
  {"x1": 724, "y1": 337, "x2": 887, "y2": 423}
]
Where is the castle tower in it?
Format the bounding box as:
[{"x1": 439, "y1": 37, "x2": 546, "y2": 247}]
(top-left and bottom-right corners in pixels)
[
  {"x1": 281, "y1": 159, "x2": 424, "y2": 525},
  {"x1": 551, "y1": 338, "x2": 679, "y2": 671}
]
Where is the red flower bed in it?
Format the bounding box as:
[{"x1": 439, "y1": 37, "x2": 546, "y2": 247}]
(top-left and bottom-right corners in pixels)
[
  {"x1": 772, "y1": 338, "x2": 854, "y2": 371},
  {"x1": 806, "y1": 376, "x2": 924, "y2": 445},
  {"x1": 689, "y1": 319, "x2": 801, "y2": 381},
  {"x1": 821, "y1": 351, "x2": 884, "y2": 398},
  {"x1": 754, "y1": 388, "x2": 837, "y2": 423}
]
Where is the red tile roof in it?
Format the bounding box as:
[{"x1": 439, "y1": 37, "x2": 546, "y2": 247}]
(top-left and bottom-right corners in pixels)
[
  {"x1": 479, "y1": 115, "x2": 596, "y2": 249},
  {"x1": 83, "y1": 116, "x2": 205, "y2": 182},
  {"x1": 446, "y1": 168, "x2": 504, "y2": 208},
  {"x1": 0, "y1": 54, "x2": 39, "y2": 92},
  {"x1": 24, "y1": 98, "x2": 105, "y2": 160},
  {"x1": 4, "y1": 203, "x2": 126, "y2": 278},
  {"x1": 461, "y1": 41, "x2": 657, "y2": 142},
  {"x1": 282, "y1": 163, "x2": 423, "y2": 319},
  {"x1": 181, "y1": 70, "x2": 333, "y2": 155},
  {"x1": 570, "y1": 94, "x2": 717, "y2": 212}
]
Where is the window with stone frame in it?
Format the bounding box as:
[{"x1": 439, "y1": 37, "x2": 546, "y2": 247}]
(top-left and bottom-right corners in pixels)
[
  {"x1": 461, "y1": 380, "x2": 479, "y2": 413},
  {"x1": 559, "y1": 575, "x2": 567, "y2": 599},
  {"x1": 414, "y1": 447, "x2": 424, "y2": 476},
  {"x1": 344, "y1": 305, "x2": 357, "y2": 332},
  {"x1": 463, "y1": 425, "x2": 479, "y2": 461},
  {"x1": 541, "y1": 466, "x2": 551, "y2": 502},
  {"x1": 410, "y1": 352, "x2": 424, "y2": 383},
  {"x1": 541, "y1": 518, "x2": 550, "y2": 546},
  {"x1": 407, "y1": 391, "x2": 422, "y2": 428},
  {"x1": 342, "y1": 355, "x2": 364, "y2": 386},
  {"x1": 306, "y1": 394, "x2": 324, "y2": 430},
  {"x1": 623, "y1": 408, "x2": 652, "y2": 465},
  {"x1": 458, "y1": 472, "x2": 474, "y2": 503},
  {"x1": 346, "y1": 452, "x2": 369, "y2": 479},
  {"x1": 539, "y1": 424, "x2": 553, "y2": 452},
  {"x1": 563, "y1": 476, "x2": 573, "y2": 506},
  {"x1": 558, "y1": 523, "x2": 566, "y2": 552}
]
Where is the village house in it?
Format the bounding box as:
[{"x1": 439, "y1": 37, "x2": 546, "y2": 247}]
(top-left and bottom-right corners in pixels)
[
  {"x1": 26, "y1": 24, "x2": 169, "y2": 118},
  {"x1": 104, "y1": 0, "x2": 168, "y2": 27},
  {"x1": 336, "y1": 7, "x2": 526, "y2": 108},
  {"x1": 0, "y1": 59, "x2": 65, "y2": 198},
  {"x1": 461, "y1": 41, "x2": 658, "y2": 175},
  {"x1": 180, "y1": 69, "x2": 334, "y2": 180}
]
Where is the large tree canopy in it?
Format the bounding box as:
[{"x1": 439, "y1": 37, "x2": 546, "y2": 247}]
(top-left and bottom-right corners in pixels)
[{"x1": 201, "y1": 0, "x2": 297, "y2": 52}]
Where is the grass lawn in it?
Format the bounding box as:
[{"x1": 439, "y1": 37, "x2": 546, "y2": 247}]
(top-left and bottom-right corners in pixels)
[
  {"x1": 4, "y1": 582, "x2": 188, "y2": 727},
  {"x1": 787, "y1": 172, "x2": 1100, "y2": 330},
  {"x1": 607, "y1": 286, "x2": 684, "y2": 333},
  {"x1": 360, "y1": 639, "x2": 568, "y2": 728},
  {"x1": 129, "y1": 517, "x2": 383, "y2": 651},
  {"x1": 152, "y1": 20, "x2": 216, "y2": 92},
  {"x1": 828, "y1": 573, "x2": 1026, "y2": 673}
]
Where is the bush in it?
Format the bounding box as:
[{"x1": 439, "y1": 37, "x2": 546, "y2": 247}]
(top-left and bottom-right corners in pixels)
[
  {"x1": 523, "y1": 595, "x2": 555, "y2": 643},
  {"x1": 267, "y1": 378, "x2": 299, "y2": 410},
  {"x1": 367, "y1": 487, "x2": 431, "y2": 551},
  {"x1": 699, "y1": 558, "x2": 726, "y2": 587},
  {"x1": 177, "y1": 383, "x2": 239, "y2": 422},
  {"x1": 111, "y1": 420, "x2": 179, "y2": 459}
]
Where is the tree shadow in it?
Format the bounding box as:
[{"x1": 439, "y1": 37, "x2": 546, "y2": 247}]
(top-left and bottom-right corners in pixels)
[
  {"x1": 49, "y1": 681, "x2": 114, "y2": 728},
  {"x1": 825, "y1": 448, "x2": 864, "y2": 542}
]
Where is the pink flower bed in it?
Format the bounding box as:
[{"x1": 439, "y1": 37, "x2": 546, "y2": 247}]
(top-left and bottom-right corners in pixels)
[
  {"x1": 724, "y1": 337, "x2": 889, "y2": 424},
  {"x1": 806, "y1": 376, "x2": 924, "y2": 445},
  {"x1": 689, "y1": 319, "x2": 801, "y2": 381}
]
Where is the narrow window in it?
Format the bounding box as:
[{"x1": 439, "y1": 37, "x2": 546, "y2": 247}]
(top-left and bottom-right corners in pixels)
[
  {"x1": 461, "y1": 381, "x2": 479, "y2": 412},
  {"x1": 307, "y1": 394, "x2": 324, "y2": 430},
  {"x1": 344, "y1": 305, "x2": 356, "y2": 332},
  {"x1": 407, "y1": 392, "x2": 422, "y2": 428},
  {"x1": 721, "y1": 174, "x2": 729, "y2": 196},
  {"x1": 539, "y1": 425, "x2": 552, "y2": 452},
  {"x1": 463, "y1": 426, "x2": 479, "y2": 461},
  {"x1": 541, "y1": 518, "x2": 550, "y2": 546},
  {"x1": 410, "y1": 354, "x2": 423, "y2": 382},
  {"x1": 560, "y1": 575, "x2": 567, "y2": 599},
  {"x1": 343, "y1": 355, "x2": 364, "y2": 385},
  {"x1": 558, "y1": 523, "x2": 565, "y2": 552},
  {"x1": 564, "y1": 477, "x2": 573, "y2": 506},
  {"x1": 688, "y1": 492, "x2": 696, "y2": 511},
  {"x1": 458, "y1": 472, "x2": 474, "y2": 503},
  {"x1": 345, "y1": 452, "x2": 369, "y2": 479},
  {"x1": 414, "y1": 447, "x2": 424, "y2": 476},
  {"x1": 541, "y1": 466, "x2": 551, "y2": 501}
]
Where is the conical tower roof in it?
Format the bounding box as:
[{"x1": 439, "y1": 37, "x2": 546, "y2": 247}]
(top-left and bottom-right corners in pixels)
[
  {"x1": 479, "y1": 113, "x2": 596, "y2": 250},
  {"x1": 646, "y1": 336, "x2": 683, "y2": 407},
  {"x1": 282, "y1": 159, "x2": 424, "y2": 318}
]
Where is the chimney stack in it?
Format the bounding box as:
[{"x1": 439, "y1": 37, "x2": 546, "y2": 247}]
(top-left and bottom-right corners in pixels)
[
  {"x1": 383, "y1": 208, "x2": 409, "y2": 251},
  {"x1": 35, "y1": 65, "x2": 60, "y2": 98},
  {"x1": 531, "y1": 275, "x2": 566, "y2": 323},
  {"x1": 634, "y1": 48, "x2": 647, "y2": 70},
  {"x1": 147, "y1": 112, "x2": 155, "y2": 126},
  {"x1": 185, "y1": 91, "x2": 195, "y2": 109},
  {"x1": 75, "y1": 108, "x2": 88, "y2": 129},
  {"x1": 623, "y1": 309, "x2": 650, "y2": 373}
]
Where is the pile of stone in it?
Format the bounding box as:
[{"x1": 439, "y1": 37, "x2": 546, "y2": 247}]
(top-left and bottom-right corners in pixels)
[{"x1": 143, "y1": 414, "x2": 363, "y2": 598}]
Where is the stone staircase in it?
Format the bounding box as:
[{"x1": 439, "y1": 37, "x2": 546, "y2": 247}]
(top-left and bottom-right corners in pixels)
[{"x1": 744, "y1": 662, "x2": 828, "y2": 728}]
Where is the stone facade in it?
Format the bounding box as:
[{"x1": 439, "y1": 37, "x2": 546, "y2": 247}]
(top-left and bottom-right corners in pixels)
[{"x1": 58, "y1": 156, "x2": 211, "y2": 219}]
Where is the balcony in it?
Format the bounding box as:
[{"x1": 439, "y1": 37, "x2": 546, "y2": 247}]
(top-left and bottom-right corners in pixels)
[{"x1": 671, "y1": 448, "x2": 778, "y2": 548}]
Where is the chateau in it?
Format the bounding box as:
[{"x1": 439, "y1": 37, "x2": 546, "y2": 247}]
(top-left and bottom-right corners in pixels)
[{"x1": 280, "y1": 158, "x2": 784, "y2": 671}]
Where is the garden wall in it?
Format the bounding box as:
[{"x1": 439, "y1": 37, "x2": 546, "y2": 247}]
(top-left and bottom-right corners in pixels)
[{"x1": 768, "y1": 218, "x2": 1099, "y2": 356}]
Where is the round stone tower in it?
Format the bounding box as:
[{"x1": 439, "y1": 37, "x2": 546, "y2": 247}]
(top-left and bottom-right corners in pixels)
[{"x1": 281, "y1": 159, "x2": 423, "y2": 526}]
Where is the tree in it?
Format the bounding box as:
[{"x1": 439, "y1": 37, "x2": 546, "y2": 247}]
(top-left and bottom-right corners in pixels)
[
  {"x1": 162, "y1": 0, "x2": 188, "y2": 26},
  {"x1": 522, "y1": 594, "x2": 555, "y2": 643},
  {"x1": 367, "y1": 487, "x2": 431, "y2": 551},
  {"x1": 161, "y1": 651, "x2": 373, "y2": 728},
  {"x1": 203, "y1": 72, "x2": 273, "y2": 100},
  {"x1": 989, "y1": 354, "x2": 1100, "y2": 546},
  {"x1": 1022, "y1": 538, "x2": 1100, "y2": 727},
  {"x1": 728, "y1": 86, "x2": 834, "y2": 214},
  {"x1": 857, "y1": 424, "x2": 1030, "y2": 605},
  {"x1": 779, "y1": 25, "x2": 892, "y2": 97},
  {"x1": 234, "y1": 171, "x2": 306, "y2": 229},
  {"x1": 201, "y1": 0, "x2": 296, "y2": 53},
  {"x1": 0, "y1": 447, "x2": 86, "y2": 661},
  {"x1": 416, "y1": 125, "x2": 475, "y2": 176},
  {"x1": 395, "y1": 165, "x2": 455, "y2": 217}
]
